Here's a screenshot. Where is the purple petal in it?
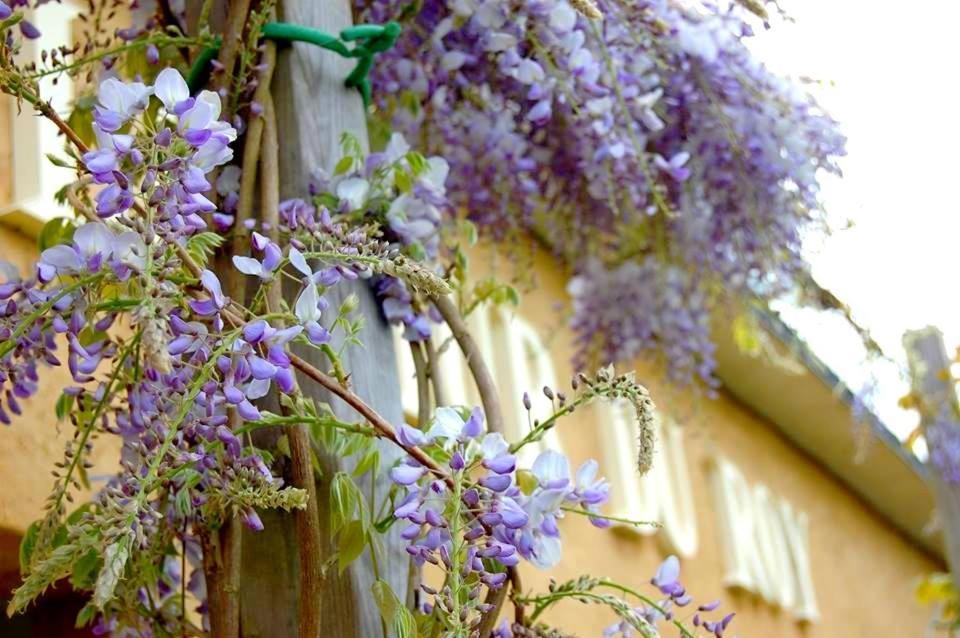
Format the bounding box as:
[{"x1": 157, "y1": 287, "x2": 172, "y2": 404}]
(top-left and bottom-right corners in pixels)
[
  {"x1": 479, "y1": 474, "x2": 512, "y2": 492},
  {"x1": 237, "y1": 399, "x2": 261, "y2": 421},
  {"x1": 462, "y1": 407, "x2": 484, "y2": 438},
  {"x1": 248, "y1": 355, "x2": 277, "y2": 380},
  {"x1": 390, "y1": 464, "x2": 426, "y2": 485},
  {"x1": 483, "y1": 454, "x2": 516, "y2": 475}
]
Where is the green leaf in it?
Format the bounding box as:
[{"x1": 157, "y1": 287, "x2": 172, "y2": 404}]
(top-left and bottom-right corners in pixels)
[
  {"x1": 45, "y1": 153, "x2": 75, "y2": 169},
  {"x1": 70, "y1": 548, "x2": 101, "y2": 589},
  {"x1": 18, "y1": 522, "x2": 39, "y2": 576},
  {"x1": 334, "y1": 155, "x2": 355, "y2": 176},
  {"x1": 460, "y1": 219, "x2": 478, "y2": 246},
  {"x1": 352, "y1": 448, "x2": 379, "y2": 478},
  {"x1": 337, "y1": 519, "x2": 366, "y2": 573},
  {"x1": 37, "y1": 217, "x2": 76, "y2": 252},
  {"x1": 329, "y1": 472, "x2": 359, "y2": 536},
  {"x1": 55, "y1": 392, "x2": 74, "y2": 422},
  {"x1": 394, "y1": 167, "x2": 413, "y2": 193},
  {"x1": 186, "y1": 232, "x2": 226, "y2": 267},
  {"x1": 495, "y1": 284, "x2": 520, "y2": 307},
  {"x1": 372, "y1": 579, "x2": 418, "y2": 638},
  {"x1": 75, "y1": 603, "x2": 98, "y2": 628},
  {"x1": 276, "y1": 434, "x2": 291, "y2": 458},
  {"x1": 406, "y1": 151, "x2": 428, "y2": 176},
  {"x1": 516, "y1": 469, "x2": 538, "y2": 495},
  {"x1": 66, "y1": 100, "x2": 97, "y2": 149}
]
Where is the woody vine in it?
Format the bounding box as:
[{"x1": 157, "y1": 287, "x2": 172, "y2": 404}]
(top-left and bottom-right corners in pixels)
[{"x1": 0, "y1": 0, "x2": 843, "y2": 636}]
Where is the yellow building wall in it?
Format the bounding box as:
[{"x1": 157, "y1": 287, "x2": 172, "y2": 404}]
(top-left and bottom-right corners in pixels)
[
  {"x1": 0, "y1": 222, "x2": 944, "y2": 636},
  {"x1": 467, "y1": 244, "x2": 943, "y2": 637}
]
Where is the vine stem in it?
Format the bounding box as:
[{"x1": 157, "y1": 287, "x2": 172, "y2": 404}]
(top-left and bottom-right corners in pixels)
[
  {"x1": 430, "y1": 295, "x2": 503, "y2": 435},
  {"x1": 424, "y1": 338, "x2": 448, "y2": 407},
  {"x1": 287, "y1": 352, "x2": 450, "y2": 478},
  {"x1": 36, "y1": 100, "x2": 89, "y2": 153},
  {"x1": 409, "y1": 340, "x2": 431, "y2": 427},
  {"x1": 230, "y1": 39, "x2": 277, "y2": 269},
  {"x1": 261, "y1": 89, "x2": 324, "y2": 638}
]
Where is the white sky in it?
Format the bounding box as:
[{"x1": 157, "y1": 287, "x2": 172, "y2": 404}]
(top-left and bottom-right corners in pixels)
[{"x1": 745, "y1": 1, "x2": 960, "y2": 440}]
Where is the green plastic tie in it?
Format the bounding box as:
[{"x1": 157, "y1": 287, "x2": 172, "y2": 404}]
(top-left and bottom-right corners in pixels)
[{"x1": 186, "y1": 20, "x2": 401, "y2": 107}]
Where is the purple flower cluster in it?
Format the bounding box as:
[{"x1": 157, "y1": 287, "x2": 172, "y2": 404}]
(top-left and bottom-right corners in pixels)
[
  {"x1": 0, "y1": 261, "x2": 64, "y2": 424},
  {"x1": 391, "y1": 406, "x2": 611, "y2": 594},
  {"x1": 83, "y1": 67, "x2": 236, "y2": 234},
  {"x1": 567, "y1": 257, "x2": 717, "y2": 388},
  {"x1": 602, "y1": 556, "x2": 734, "y2": 638},
  {"x1": 0, "y1": 220, "x2": 152, "y2": 423},
  {"x1": 304, "y1": 132, "x2": 452, "y2": 342},
  {"x1": 355, "y1": 0, "x2": 846, "y2": 383}
]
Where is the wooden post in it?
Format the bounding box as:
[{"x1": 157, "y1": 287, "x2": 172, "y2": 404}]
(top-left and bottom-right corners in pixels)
[
  {"x1": 238, "y1": 2, "x2": 411, "y2": 636},
  {"x1": 903, "y1": 326, "x2": 960, "y2": 588}
]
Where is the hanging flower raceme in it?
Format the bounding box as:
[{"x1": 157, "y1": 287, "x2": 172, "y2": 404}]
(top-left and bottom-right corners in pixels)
[
  {"x1": 356, "y1": 0, "x2": 846, "y2": 385},
  {"x1": 390, "y1": 405, "x2": 613, "y2": 607}
]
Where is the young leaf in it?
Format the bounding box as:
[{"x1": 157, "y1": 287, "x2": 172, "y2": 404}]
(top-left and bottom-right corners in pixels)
[
  {"x1": 372, "y1": 579, "x2": 418, "y2": 638},
  {"x1": 185, "y1": 232, "x2": 226, "y2": 267},
  {"x1": 37, "y1": 217, "x2": 76, "y2": 252},
  {"x1": 75, "y1": 602, "x2": 98, "y2": 628},
  {"x1": 330, "y1": 472, "x2": 359, "y2": 536},
  {"x1": 55, "y1": 391, "x2": 74, "y2": 422},
  {"x1": 18, "y1": 522, "x2": 39, "y2": 576},
  {"x1": 45, "y1": 153, "x2": 75, "y2": 169},
  {"x1": 352, "y1": 448, "x2": 379, "y2": 478},
  {"x1": 334, "y1": 155, "x2": 355, "y2": 176},
  {"x1": 70, "y1": 548, "x2": 101, "y2": 589},
  {"x1": 337, "y1": 519, "x2": 366, "y2": 573}
]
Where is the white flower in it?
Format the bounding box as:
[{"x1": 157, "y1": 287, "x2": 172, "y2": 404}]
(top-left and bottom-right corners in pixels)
[
  {"x1": 336, "y1": 177, "x2": 370, "y2": 210},
  {"x1": 510, "y1": 58, "x2": 545, "y2": 84},
  {"x1": 154, "y1": 68, "x2": 189, "y2": 112},
  {"x1": 98, "y1": 78, "x2": 152, "y2": 119}
]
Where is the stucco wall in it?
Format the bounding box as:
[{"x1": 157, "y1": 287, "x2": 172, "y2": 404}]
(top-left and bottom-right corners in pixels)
[{"x1": 465, "y1": 244, "x2": 943, "y2": 637}]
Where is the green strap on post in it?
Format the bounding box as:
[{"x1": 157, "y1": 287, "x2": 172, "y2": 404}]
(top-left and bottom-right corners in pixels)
[{"x1": 186, "y1": 20, "x2": 401, "y2": 107}]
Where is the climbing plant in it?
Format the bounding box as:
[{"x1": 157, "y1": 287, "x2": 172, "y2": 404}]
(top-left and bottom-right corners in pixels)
[{"x1": 0, "y1": 0, "x2": 842, "y2": 635}]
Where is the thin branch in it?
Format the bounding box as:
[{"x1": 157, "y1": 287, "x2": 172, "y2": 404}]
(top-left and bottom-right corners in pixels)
[
  {"x1": 262, "y1": 90, "x2": 324, "y2": 638},
  {"x1": 476, "y1": 584, "x2": 508, "y2": 638},
  {"x1": 36, "y1": 101, "x2": 89, "y2": 153},
  {"x1": 213, "y1": 0, "x2": 254, "y2": 115},
  {"x1": 410, "y1": 340, "x2": 431, "y2": 427},
  {"x1": 288, "y1": 352, "x2": 450, "y2": 484},
  {"x1": 510, "y1": 567, "x2": 525, "y2": 626},
  {"x1": 431, "y1": 295, "x2": 504, "y2": 434},
  {"x1": 424, "y1": 338, "x2": 448, "y2": 407},
  {"x1": 231, "y1": 40, "x2": 277, "y2": 274}
]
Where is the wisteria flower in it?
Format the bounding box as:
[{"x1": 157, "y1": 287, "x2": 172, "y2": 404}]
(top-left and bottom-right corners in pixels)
[
  {"x1": 188, "y1": 270, "x2": 228, "y2": 317},
  {"x1": 289, "y1": 248, "x2": 332, "y2": 344},
  {"x1": 94, "y1": 77, "x2": 152, "y2": 132},
  {"x1": 232, "y1": 233, "x2": 282, "y2": 281},
  {"x1": 154, "y1": 67, "x2": 191, "y2": 113},
  {"x1": 39, "y1": 223, "x2": 119, "y2": 279}
]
